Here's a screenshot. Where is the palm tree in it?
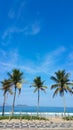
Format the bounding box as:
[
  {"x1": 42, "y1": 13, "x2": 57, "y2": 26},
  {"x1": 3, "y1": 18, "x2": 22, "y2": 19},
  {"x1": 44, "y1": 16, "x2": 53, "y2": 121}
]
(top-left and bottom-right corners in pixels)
[
  {"x1": 31, "y1": 76, "x2": 47, "y2": 116},
  {"x1": 0, "y1": 79, "x2": 12, "y2": 116},
  {"x1": 8, "y1": 69, "x2": 23, "y2": 115},
  {"x1": 50, "y1": 70, "x2": 73, "y2": 116}
]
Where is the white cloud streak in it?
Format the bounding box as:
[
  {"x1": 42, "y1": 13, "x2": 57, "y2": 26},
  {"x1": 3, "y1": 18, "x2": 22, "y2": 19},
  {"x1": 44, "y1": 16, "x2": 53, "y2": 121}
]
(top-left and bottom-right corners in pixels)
[
  {"x1": 2, "y1": 21, "x2": 41, "y2": 40},
  {"x1": 24, "y1": 21, "x2": 41, "y2": 35},
  {"x1": 1, "y1": 0, "x2": 41, "y2": 46},
  {"x1": 22, "y1": 46, "x2": 66, "y2": 75},
  {"x1": 2, "y1": 26, "x2": 26, "y2": 40},
  {"x1": 1, "y1": 46, "x2": 73, "y2": 80},
  {"x1": 8, "y1": 0, "x2": 26, "y2": 20},
  {"x1": 1, "y1": 20, "x2": 41, "y2": 47},
  {"x1": 0, "y1": 49, "x2": 19, "y2": 76}
]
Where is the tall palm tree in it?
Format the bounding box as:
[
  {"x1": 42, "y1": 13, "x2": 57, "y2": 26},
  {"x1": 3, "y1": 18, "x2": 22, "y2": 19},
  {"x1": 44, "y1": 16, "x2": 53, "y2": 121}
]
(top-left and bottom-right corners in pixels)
[
  {"x1": 0, "y1": 79, "x2": 12, "y2": 116},
  {"x1": 50, "y1": 70, "x2": 73, "y2": 116},
  {"x1": 31, "y1": 76, "x2": 47, "y2": 116},
  {"x1": 8, "y1": 69, "x2": 23, "y2": 115}
]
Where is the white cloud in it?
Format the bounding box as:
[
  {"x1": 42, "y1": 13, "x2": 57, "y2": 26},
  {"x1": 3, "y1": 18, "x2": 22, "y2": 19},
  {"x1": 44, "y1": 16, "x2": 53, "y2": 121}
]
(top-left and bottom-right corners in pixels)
[
  {"x1": 24, "y1": 21, "x2": 41, "y2": 35},
  {"x1": 16, "y1": 1, "x2": 26, "y2": 20},
  {"x1": 0, "y1": 46, "x2": 68, "y2": 80},
  {"x1": 21, "y1": 46, "x2": 66, "y2": 75},
  {"x1": 0, "y1": 49, "x2": 19, "y2": 75},
  {"x1": 1, "y1": 20, "x2": 41, "y2": 46},
  {"x1": 52, "y1": 46, "x2": 66, "y2": 56},
  {"x1": 2, "y1": 26, "x2": 26, "y2": 40},
  {"x1": 8, "y1": 0, "x2": 26, "y2": 20},
  {"x1": 8, "y1": 9, "x2": 15, "y2": 19}
]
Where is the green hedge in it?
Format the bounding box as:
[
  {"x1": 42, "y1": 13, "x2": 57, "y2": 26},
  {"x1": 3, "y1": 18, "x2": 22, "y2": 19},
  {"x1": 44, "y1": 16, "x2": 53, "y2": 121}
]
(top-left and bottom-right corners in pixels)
[
  {"x1": 0, "y1": 115, "x2": 47, "y2": 120},
  {"x1": 63, "y1": 116, "x2": 73, "y2": 120}
]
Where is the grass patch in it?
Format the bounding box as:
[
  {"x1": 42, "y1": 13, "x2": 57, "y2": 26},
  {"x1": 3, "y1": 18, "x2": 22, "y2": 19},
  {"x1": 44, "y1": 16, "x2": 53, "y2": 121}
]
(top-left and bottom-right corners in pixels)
[
  {"x1": 63, "y1": 116, "x2": 73, "y2": 120},
  {"x1": 0, "y1": 115, "x2": 48, "y2": 120}
]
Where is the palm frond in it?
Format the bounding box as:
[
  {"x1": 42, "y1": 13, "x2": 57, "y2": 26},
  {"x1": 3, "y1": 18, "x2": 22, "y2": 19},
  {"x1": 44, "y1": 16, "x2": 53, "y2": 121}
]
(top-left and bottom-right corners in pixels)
[
  {"x1": 7, "y1": 69, "x2": 24, "y2": 93},
  {"x1": 51, "y1": 84, "x2": 60, "y2": 89},
  {"x1": 7, "y1": 72, "x2": 13, "y2": 79},
  {"x1": 66, "y1": 82, "x2": 73, "y2": 86},
  {"x1": 8, "y1": 89, "x2": 13, "y2": 95},
  {"x1": 64, "y1": 85, "x2": 73, "y2": 94},
  {"x1": 42, "y1": 86, "x2": 48, "y2": 89},
  {"x1": 34, "y1": 88, "x2": 38, "y2": 93},
  {"x1": 50, "y1": 69, "x2": 72, "y2": 98},
  {"x1": 50, "y1": 76, "x2": 58, "y2": 83},
  {"x1": 53, "y1": 88, "x2": 61, "y2": 97},
  {"x1": 31, "y1": 76, "x2": 47, "y2": 93}
]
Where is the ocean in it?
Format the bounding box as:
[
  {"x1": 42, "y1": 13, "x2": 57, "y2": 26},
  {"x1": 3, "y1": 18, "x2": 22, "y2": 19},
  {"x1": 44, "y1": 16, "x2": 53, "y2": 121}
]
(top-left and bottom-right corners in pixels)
[{"x1": 0, "y1": 106, "x2": 73, "y2": 116}]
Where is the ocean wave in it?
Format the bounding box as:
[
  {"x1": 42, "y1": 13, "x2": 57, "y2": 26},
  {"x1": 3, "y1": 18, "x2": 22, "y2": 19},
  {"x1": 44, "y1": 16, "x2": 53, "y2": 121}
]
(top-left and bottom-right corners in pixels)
[{"x1": 0, "y1": 112, "x2": 73, "y2": 117}]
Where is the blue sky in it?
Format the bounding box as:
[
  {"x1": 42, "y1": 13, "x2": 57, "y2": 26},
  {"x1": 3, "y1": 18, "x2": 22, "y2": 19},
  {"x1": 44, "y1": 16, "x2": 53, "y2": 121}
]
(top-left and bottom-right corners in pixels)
[{"x1": 0, "y1": 0, "x2": 73, "y2": 107}]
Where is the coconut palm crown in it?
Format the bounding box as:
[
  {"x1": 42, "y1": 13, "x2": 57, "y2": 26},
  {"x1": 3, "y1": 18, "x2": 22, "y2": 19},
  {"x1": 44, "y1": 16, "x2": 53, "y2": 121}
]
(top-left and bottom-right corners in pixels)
[
  {"x1": 31, "y1": 76, "x2": 47, "y2": 116},
  {"x1": 50, "y1": 70, "x2": 73, "y2": 115},
  {"x1": 0, "y1": 79, "x2": 12, "y2": 116},
  {"x1": 8, "y1": 69, "x2": 23, "y2": 115}
]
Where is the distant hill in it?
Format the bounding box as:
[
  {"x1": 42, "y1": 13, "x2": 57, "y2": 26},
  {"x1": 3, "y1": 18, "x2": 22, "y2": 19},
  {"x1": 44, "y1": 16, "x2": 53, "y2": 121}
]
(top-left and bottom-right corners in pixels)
[
  {"x1": 16, "y1": 104, "x2": 28, "y2": 107},
  {"x1": 0, "y1": 104, "x2": 29, "y2": 107}
]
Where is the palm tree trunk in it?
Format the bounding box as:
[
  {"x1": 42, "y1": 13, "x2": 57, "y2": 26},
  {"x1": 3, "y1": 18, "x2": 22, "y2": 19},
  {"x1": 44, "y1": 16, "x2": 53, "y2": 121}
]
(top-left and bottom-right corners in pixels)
[
  {"x1": 12, "y1": 86, "x2": 16, "y2": 115},
  {"x1": 63, "y1": 96, "x2": 66, "y2": 117},
  {"x1": 2, "y1": 95, "x2": 6, "y2": 116},
  {"x1": 37, "y1": 89, "x2": 40, "y2": 116}
]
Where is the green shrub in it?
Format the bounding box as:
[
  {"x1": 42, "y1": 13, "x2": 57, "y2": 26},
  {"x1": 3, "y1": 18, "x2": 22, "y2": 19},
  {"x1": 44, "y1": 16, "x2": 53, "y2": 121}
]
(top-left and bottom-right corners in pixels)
[
  {"x1": 63, "y1": 116, "x2": 73, "y2": 120},
  {"x1": 0, "y1": 115, "x2": 48, "y2": 120}
]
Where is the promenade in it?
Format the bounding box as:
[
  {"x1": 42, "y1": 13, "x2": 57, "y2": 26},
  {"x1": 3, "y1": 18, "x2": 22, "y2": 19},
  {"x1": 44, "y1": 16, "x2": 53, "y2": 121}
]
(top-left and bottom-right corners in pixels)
[{"x1": 0, "y1": 119, "x2": 73, "y2": 130}]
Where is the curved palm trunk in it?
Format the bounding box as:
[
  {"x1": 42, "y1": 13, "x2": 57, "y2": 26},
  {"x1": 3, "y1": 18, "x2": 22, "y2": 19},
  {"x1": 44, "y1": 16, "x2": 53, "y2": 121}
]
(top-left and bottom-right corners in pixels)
[
  {"x1": 2, "y1": 94, "x2": 6, "y2": 116},
  {"x1": 37, "y1": 89, "x2": 40, "y2": 116},
  {"x1": 12, "y1": 86, "x2": 16, "y2": 115}
]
